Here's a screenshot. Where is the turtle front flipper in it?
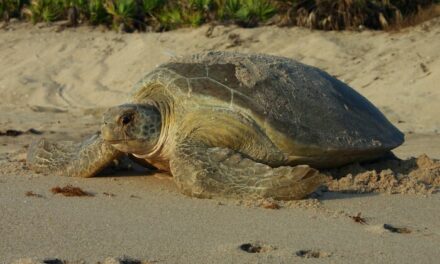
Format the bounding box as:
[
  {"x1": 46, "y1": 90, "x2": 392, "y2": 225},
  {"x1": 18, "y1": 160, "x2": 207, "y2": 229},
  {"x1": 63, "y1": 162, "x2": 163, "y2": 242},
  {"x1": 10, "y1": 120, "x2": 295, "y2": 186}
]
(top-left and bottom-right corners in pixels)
[
  {"x1": 27, "y1": 133, "x2": 122, "y2": 177},
  {"x1": 170, "y1": 140, "x2": 326, "y2": 200}
]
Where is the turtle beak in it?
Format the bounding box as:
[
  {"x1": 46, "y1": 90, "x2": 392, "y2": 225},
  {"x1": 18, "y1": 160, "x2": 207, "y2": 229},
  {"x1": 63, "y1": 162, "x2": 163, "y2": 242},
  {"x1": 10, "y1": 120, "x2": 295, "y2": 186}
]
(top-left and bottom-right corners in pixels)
[{"x1": 101, "y1": 123, "x2": 113, "y2": 141}]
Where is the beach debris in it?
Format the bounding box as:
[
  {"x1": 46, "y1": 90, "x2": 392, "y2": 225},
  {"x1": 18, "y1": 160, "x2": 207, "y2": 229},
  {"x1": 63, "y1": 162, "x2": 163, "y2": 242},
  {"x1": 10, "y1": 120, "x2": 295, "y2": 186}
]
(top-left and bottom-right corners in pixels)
[
  {"x1": 383, "y1": 224, "x2": 412, "y2": 234},
  {"x1": 67, "y1": 6, "x2": 79, "y2": 27},
  {"x1": 295, "y1": 249, "x2": 331, "y2": 258},
  {"x1": 103, "y1": 192, "x2": 116, "y2": 197},
  {"x1": 239, "y1": 242, "x2": 275, "y2": 253},
  {"x1": 349, "y1": 212, "x2": 367, "y2": 224},
  {"x1": 378, "y1": 13, "x2": 389, "y2": 29},
  {"x1": 51, "y1": 185, "x2": 93, "y2": 197},
  {"x1": 25, "y1": 191, "x2": 43, "y2": 198},
  {"x1": 0, "y1": 128, "x2": 43, "y2": 137}
]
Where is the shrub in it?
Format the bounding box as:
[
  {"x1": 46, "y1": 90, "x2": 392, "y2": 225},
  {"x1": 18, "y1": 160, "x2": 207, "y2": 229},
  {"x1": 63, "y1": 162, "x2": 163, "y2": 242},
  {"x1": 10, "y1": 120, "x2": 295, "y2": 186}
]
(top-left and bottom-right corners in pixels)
[
  {"x1": 214, "y1": 0, "x2": 276, "y2": 26},
  {"x1": 186, "y1": 0, "x2": 213, "y2": 26},
  {"x1": 104, "y1": 0, "x2": 137, "y2": 30},
  {"x1": 142, "y1": 0, "x2": 164, "y2": 14},
  {"x1": 1, "y1": 0, "x2": 439, "y2": 31},
  {"x1": 235, "y1": 0, "x2": 276, "y2": 26},
  {"x1": 23, "y1": 0, "x2": 64, "y2": 23},
  {"x1": 157, "y1": 7, "x2": 182, "y2": 29},
  {"x1": 88, "y1": 0, "x2": 109, "y2": 24},
  {"x1": 215, "y1": 0, "x2": 241, "y2": 19}
]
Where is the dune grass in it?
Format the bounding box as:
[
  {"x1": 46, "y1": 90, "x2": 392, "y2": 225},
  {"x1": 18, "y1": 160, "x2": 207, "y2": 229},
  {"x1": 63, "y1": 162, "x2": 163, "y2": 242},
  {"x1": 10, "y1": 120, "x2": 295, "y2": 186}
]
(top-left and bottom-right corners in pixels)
[{"x1": 0, "y1": 0, "x2": 439, "y2": 31}]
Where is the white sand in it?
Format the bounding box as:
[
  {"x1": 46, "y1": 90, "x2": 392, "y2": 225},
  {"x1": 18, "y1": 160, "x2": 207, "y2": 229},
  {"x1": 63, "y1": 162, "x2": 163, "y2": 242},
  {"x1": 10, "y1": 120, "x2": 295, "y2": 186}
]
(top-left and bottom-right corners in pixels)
[{"x1": 0, "y1": 18, "x2": 440, "y2": 263}]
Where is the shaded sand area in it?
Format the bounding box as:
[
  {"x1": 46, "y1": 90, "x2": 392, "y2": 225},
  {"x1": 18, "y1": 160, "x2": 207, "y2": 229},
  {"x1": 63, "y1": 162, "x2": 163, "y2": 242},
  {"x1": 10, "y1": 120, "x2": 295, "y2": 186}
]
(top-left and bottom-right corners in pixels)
[{"x1": 1, "y1": 18, "x2": 440, "y2": 263}]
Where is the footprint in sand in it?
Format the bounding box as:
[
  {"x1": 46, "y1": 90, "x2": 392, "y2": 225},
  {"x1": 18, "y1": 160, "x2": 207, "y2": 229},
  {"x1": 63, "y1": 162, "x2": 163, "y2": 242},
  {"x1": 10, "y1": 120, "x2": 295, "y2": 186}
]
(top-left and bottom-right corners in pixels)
[
  {"x1": 366, "y1": 224, "x2": 412, "y2": 235},
  {"x1": 295, "y1": 249, "x2": 332, "y2": 258},
  {"x1": 239, "y1": 242, "x2": 276, "y2": 253},
  {"x1": 13, "y1": 257, "x2": 151, "y2": 264}
]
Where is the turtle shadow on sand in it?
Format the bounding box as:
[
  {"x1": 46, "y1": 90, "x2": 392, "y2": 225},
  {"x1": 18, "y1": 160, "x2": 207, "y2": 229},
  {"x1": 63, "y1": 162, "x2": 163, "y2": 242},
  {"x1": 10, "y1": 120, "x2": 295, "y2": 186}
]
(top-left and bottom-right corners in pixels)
[
  {"x1": 96, "y1": 154, "x2": 160, "y2": 177},
  {"x1": 317, "y1": 191, "x2": 379, "y2": 201}
]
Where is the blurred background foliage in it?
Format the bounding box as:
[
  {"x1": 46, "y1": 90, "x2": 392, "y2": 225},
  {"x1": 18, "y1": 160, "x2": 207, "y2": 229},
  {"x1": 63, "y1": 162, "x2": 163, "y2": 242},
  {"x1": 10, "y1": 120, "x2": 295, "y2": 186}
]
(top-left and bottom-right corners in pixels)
[{"x1": 1, "y1": 0, "x2": 439, "y2": 31}]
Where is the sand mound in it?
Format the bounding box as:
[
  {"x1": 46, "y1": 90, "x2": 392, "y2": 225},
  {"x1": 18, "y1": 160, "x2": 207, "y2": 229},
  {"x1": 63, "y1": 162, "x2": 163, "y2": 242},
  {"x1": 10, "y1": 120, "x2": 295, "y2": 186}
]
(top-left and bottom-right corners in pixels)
[{"x1": 326, "y1": 154, "x2": 440, "y2": 195}]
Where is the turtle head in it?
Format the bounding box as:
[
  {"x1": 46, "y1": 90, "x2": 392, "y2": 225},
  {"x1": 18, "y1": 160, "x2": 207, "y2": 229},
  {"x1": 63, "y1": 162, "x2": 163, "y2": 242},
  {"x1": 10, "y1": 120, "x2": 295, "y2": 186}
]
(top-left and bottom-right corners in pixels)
[{"x1": 101, "y1": 104, "x2": 161, "y2": 155}]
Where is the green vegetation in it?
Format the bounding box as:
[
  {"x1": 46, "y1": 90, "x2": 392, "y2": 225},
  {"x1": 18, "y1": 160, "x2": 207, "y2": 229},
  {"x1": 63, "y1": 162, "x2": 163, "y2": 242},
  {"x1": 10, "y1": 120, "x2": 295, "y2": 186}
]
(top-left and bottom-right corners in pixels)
[
  {"x1": 235, "y1": 0, "x2": 276, "y2": 26},
  {"x1": 24, "y1": 0, "x2": 64, "y2": 23},
  {"x1": 0, "y1": 0, "x2": 439, "y2": 31},
  {"x1": 88, "y1": 0, "x2": 109, "y2": 25},
  {"x1": 104, "y1": 0, "x2": 137, "y2": 30},
  {"x1": 157, "y1": 7, "x2": 183, "y2": 29}
]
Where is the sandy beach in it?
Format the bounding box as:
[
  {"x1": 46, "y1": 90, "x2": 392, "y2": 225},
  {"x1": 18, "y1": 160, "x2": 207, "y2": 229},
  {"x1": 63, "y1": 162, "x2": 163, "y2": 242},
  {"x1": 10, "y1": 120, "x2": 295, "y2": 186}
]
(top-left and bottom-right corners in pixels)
[{"x1": 0, "y1": 18, "x2": 439, "y2": 263}]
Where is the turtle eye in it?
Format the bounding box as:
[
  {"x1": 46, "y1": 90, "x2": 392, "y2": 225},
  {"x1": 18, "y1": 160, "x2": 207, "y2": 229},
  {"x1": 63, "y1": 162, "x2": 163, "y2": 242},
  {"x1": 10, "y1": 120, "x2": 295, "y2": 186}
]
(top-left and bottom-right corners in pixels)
[{"x1": 121, "y1": 114, "x2": 133, "y2": 125}]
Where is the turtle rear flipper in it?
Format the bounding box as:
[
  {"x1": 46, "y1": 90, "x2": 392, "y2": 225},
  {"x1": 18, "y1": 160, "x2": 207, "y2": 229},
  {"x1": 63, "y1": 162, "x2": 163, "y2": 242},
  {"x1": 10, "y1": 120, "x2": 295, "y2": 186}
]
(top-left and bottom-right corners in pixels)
[
  {"x1": 27, "y1": 133, "x2": 122, "y2": 177},
  {"x1": 170, "y1": 140, "x2": 326, "y2": 200}
]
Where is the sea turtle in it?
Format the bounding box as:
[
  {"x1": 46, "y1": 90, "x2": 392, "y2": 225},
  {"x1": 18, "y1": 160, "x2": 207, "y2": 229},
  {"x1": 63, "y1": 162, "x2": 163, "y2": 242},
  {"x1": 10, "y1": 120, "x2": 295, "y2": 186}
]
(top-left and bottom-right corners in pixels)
[{"x1": 27, "y1": 52, "x2": 404, "y2": 200}]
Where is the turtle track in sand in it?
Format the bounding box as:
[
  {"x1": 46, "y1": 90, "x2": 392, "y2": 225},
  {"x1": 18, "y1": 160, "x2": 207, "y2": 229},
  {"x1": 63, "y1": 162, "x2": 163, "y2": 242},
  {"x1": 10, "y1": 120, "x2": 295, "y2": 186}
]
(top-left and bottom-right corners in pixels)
[{"x1": 325, "y1": 154, "x2": 440, "y2": 195}]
